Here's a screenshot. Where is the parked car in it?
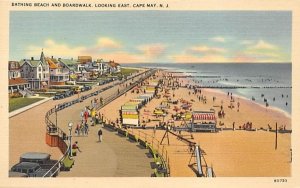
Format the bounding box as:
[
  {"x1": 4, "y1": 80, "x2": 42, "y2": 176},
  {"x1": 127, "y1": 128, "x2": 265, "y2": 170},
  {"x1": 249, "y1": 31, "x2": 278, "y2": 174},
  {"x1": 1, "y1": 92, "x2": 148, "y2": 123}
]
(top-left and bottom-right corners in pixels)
[
  {"x1": 62, "y1": 90, "x2": 74, "y2": 98},
  {"x1": 83, "y1": 85, "x2": 92, "y2": 91},
  {"x1": 9, "y1": 171, "x2": 28, "y2": 177},
  {"x1": 53, "y1": 93, "x2": 64, "y2": 100},
  {"x1": 10, "y1": 162, "x2": 53, "y2": 177},
  {"x1": 15, "y1": 152, "x2": 59, "y2": 177}
]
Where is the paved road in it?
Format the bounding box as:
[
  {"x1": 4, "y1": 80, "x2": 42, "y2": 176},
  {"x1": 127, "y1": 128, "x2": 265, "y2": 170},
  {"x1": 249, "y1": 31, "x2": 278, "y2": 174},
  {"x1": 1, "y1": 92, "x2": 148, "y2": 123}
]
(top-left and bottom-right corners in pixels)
[{"x1": 10, "y1": 69, "x2": 154, "y2": 177}]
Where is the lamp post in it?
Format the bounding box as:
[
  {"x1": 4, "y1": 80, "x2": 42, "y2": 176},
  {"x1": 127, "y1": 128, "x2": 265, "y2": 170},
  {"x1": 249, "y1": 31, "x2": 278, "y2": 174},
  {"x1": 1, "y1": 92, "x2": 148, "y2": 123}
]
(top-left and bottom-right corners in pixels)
[
  {"x1": 55, "y1": 105, "x2": 58, "y2": 127},
  {"x1": 68, "y1": 122, "x2": 73, "y2": 157}
]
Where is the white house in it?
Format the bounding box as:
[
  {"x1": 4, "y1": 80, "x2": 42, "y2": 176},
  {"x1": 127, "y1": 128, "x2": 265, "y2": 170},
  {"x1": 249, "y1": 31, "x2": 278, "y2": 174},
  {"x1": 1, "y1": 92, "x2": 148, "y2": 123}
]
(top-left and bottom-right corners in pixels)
[{"x1": 47, "y1": 57, "x2": 70, "y2": 85}]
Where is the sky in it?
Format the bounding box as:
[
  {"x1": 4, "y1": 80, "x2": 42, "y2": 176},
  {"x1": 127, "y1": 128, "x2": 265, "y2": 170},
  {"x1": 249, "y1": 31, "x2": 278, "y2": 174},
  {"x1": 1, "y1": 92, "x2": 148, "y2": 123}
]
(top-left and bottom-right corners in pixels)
[{"x1": 9, "y1": 11, "x2": 291, "y2": 63}]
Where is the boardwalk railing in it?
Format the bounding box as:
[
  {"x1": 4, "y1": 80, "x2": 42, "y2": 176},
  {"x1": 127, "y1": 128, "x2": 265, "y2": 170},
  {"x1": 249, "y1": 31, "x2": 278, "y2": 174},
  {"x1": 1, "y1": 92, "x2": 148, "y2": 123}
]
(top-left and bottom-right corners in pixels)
[{"x1": 43, "y1": 69, "x2": 157, "y2": 177}]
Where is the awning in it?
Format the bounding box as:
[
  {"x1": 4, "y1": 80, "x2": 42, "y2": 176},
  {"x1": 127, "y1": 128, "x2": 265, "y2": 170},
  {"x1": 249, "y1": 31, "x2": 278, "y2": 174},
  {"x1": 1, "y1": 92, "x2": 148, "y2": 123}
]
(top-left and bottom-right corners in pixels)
[{"x1": 193, "y1": 113, "x2": 216, "y2": 120}]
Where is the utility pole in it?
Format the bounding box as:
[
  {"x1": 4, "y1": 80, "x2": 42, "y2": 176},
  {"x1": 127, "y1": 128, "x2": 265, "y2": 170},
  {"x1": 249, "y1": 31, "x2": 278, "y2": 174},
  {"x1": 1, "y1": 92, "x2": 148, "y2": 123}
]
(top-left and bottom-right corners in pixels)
[{"x1": 275, "y1": 122, "x2": 278, "y2": 150}]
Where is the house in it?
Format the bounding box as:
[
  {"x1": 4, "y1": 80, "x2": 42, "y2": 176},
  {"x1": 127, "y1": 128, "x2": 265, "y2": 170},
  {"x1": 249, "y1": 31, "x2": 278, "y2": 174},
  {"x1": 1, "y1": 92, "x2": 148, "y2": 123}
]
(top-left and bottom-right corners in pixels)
[
  {"x1": 46, "y1": 57, "x2": 70, "y2": 85},
  {"x1": 57, "y1": 58, "x2": 79, "y2": 81},
  {"x1": 106, "y1": 60, "x2": 121, "y2": 74},
  {"x1": 19, "y1": 51, "x2": 50, "y2": 90},
  {"x1": 8, "y1": 61, "x2": 30, "y2": 93}
]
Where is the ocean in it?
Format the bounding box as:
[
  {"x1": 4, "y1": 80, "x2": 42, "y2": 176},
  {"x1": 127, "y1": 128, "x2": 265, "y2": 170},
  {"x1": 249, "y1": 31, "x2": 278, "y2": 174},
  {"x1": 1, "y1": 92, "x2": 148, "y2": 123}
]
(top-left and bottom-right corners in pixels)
[{"x1": 124, "y1": 63, "x2": 292, "y2": 114}]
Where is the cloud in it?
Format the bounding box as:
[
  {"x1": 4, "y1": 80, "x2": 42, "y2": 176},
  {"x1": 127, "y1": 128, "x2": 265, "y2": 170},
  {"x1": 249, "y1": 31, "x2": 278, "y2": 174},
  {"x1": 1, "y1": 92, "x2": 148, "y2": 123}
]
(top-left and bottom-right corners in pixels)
[
  {"x1": 188, "y1": 45, "x2": 226, "y2": 55},
  {"x1": 26, "y1": 39, "x2": 86, "y2": 58},
  {"x1": 248, "y1": 40, "x2": 278, "y2": 51},
  {"x1": 240, "y1": 40, "x2": 254, "y2": 45},
  {"x1": 96, "y1": 37, "x2": 122, "y2": 49},
  {"x1": 25, "y1": 38, "x2": 169, "y2": 63},
  {"x1": 239, "y1": 40, "x2": 289, "y2": 62},
  {"x1": 169, "y1": 43, "x2": 228, "y2": 63},
  {"x1": 211, "y1": 36, "x2": 226, "y2": 43},
  {"x1": 170, "y1": 53, "x2": 229, "y2": 63},
  {"x1": 137, "y1": 43, "x2": 167, "y2": 59}
]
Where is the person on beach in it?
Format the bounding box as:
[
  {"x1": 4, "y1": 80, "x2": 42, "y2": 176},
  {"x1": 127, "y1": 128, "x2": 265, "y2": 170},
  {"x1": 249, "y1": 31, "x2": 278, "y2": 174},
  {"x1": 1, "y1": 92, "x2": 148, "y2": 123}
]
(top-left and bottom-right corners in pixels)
[{"x1": 98, "y1": 129, "x2": 103, "y2": 142}]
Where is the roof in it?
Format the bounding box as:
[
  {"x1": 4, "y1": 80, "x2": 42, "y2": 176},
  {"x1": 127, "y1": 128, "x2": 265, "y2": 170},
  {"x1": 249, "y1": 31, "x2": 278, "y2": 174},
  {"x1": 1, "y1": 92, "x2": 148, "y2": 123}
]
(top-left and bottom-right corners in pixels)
[
  {"x1": 19, "y1": 59, "x2": 41, "y2": 67},
  {"x1": 9, "y1": 78, "x2": 29, "y2": 86},
  {"x1": 9, "y1": 61, "x2": 21, "y2": 70},
  {"x1": 107, "y1": 61, "x2": 120, "y2": 67},
  {"x1": 46, "y1": 58, "x2": 58, "y2": 69},
  {"x1": 21, "y1": 152, "x2": 50, "y2": 160},
  {"x1": 59, "y1": 59, "x2": 79, "y2": 66}
]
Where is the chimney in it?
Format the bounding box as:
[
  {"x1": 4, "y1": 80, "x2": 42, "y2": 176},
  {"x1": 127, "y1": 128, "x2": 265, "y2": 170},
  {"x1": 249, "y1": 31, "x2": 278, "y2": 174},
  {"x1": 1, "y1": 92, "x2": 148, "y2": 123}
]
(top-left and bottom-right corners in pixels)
[{"x1": 31, "y1": 57, "x2": 34, "y2": 60}]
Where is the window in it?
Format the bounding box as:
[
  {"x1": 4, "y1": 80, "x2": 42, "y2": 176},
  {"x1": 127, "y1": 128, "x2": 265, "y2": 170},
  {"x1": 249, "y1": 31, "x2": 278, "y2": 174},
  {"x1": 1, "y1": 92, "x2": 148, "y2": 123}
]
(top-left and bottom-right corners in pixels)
[
  {"x1": 44, "y1": 74, "x2": 46, "y2": 78},
  {"x1": 39, "y1": 74, "x2": 41, "y2": 79},
  {"x1": 39, "y1": 67, "x2": 41, "y2": 72}
]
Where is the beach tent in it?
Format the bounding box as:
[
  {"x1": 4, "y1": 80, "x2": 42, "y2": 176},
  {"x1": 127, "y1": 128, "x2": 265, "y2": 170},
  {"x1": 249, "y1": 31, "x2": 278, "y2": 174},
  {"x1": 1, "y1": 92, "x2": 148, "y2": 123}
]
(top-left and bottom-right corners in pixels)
[
  {"x1": 130, "y1": 98, "x2": 146, "y2": 104},
  {"x1": 121, "y1": 110, "x2": 139, "y2": 126},
  {"x1": 121, "y1": 104, "x2": 138, "y2": 111}
]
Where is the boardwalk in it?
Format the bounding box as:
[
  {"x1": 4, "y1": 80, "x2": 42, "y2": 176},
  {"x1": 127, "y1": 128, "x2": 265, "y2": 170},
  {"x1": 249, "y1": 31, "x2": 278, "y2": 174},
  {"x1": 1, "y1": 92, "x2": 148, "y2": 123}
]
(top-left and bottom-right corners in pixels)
[{"x1": 10, "y1": 70, "x2": 154, "y2": 177}]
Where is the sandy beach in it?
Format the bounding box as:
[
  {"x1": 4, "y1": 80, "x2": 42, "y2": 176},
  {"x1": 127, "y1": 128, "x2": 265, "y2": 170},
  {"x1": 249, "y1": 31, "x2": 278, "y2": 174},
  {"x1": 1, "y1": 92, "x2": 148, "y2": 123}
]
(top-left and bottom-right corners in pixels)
[{"x1": 99, "y1": 70, "x2": 291, "y2": 177}]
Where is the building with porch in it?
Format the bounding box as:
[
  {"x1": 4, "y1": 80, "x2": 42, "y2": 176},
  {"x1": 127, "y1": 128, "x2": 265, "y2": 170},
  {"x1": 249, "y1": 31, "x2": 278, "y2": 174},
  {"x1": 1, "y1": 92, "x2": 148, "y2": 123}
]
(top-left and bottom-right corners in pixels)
[
  {"x1": 19, "y1": 51, "x2": 50, "y2": 90},
  {"x1": 47, "y1": 57, "x2": 70, "y2": 85},
  {"x1": 8, "y1": 61, "x2": 30, "y2": 93}
]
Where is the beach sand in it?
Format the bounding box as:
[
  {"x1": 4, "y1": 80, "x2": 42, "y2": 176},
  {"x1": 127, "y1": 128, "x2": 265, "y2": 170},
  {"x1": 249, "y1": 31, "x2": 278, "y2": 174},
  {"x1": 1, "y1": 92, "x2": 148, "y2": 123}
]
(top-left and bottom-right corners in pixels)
[{"x1": 100, "y1": 70, "x2": 291, "y2": 177}]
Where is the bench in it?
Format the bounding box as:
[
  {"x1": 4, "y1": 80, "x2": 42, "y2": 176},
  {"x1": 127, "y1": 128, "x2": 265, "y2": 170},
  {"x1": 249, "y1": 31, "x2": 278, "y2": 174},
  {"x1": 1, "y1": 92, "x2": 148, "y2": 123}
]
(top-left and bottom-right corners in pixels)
[
  {"x1": 60, "y1": 156, "x2": 74, "y2": 171},
  {"x1": 127, "y1": 133, "x2": 139, "y2": 142},
  {"x1": 154, "y1": 168, "x2": 165, "y2": 177},
  {"x1": 138, "y1": 139, "x2": 148, "y2": 148}
]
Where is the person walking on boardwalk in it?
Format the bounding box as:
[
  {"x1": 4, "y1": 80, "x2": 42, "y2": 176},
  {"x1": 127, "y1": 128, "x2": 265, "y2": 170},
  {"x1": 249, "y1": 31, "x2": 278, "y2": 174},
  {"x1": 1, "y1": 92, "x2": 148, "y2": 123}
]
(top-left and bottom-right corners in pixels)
[{"x1": 98, "y1": 129, "x2": 103, "y2": 142}]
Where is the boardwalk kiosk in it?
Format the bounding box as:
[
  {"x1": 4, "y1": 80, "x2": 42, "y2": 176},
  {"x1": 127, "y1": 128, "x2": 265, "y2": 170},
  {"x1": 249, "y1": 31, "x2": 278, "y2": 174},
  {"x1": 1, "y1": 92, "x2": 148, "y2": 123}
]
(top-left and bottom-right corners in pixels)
[
  {"x1": 121, "y1": 104, "x2": 139, "y2": 126},
  {"x1": 191, "y1": 110, "x2": 217, "y2": 132}
]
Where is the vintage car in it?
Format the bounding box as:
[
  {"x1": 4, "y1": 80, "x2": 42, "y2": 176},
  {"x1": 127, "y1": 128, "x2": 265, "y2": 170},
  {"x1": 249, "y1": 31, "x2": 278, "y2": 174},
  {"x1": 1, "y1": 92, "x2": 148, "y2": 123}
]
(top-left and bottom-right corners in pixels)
[{"x1": 10, "y1": 162, "x2": 52, "y2": 177}]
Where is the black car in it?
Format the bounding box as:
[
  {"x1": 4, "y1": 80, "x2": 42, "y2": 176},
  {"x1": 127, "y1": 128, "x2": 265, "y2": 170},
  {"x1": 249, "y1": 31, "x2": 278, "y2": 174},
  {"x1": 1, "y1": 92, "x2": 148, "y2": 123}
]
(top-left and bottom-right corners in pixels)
[
  {"x1": 10, "y1": 162, "x2": 53, "y2": 177},
  {"x1": 13, "y1": 152, "x2": 59, "y2": 177},
  {"x1": 83, "y1": 85, "x2": 92, "y2": 91},
  {"x1": 53, "y1": 93, "x2": 64, "y2": 100},
  {"x1": 63, "y1": 90, "x2": 74, "y2": 97}
]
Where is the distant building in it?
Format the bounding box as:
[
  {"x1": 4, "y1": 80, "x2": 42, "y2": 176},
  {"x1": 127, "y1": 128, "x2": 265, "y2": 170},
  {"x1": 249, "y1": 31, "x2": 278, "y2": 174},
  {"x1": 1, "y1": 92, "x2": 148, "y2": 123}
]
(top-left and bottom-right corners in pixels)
[
  {"x1": 78, "y1": 56, "x2": 92, "y2": 64},
  {"x1": 8, "y1": 61, "x2": 30, "y2": 93},
  {"x1": 106, "y1": 60, "x2": 121, "y2": 73},
  {"x1": 19, "y1": 51, "x2": 50, "y2": 89}
]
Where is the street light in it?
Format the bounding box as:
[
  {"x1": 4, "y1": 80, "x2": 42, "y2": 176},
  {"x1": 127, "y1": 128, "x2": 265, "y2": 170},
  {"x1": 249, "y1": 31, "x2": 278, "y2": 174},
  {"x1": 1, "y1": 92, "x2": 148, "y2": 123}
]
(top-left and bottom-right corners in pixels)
[
  {"x1": 55, "y1": 105, "x2": 58, "y2": 127},
  {"x1": 68, "y1": 122, "x2": 73, "y2": 157}
]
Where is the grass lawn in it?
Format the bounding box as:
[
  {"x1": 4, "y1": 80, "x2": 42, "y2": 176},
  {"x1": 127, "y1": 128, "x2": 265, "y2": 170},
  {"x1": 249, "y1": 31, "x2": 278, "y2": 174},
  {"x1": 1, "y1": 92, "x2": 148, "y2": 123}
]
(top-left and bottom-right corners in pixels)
[
  {"x1": 9, "y1": 97, "x2": 44, "y2": 112},
  {"x1": 112, "y1": 68, "x2": 139, "y2": 78}
]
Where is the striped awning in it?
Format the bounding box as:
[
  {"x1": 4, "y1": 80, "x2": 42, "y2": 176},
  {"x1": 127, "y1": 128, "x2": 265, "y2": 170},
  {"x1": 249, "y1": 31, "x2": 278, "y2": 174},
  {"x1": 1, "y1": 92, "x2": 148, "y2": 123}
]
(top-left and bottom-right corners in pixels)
[{"x1": 193, "y1": 113, "x2": 216, "y2": 120}]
